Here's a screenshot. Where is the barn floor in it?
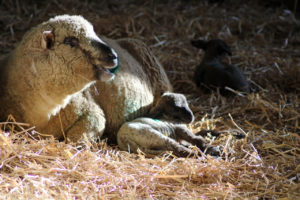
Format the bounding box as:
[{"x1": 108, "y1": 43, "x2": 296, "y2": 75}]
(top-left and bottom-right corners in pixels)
[{"x1": 0, "y1": 0, "x2": 299, "y2": 199}]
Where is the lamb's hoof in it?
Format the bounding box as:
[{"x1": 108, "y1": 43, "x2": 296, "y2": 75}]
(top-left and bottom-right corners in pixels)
[
  {"x1": 196, "y1": 130, "x2": 221, "y2": 137},
  {"x1": 233, "y1": 132, "x2": 245, "y2": 139},
  {"x1": 205, "y1": 146, "x2": 222, "y2": 157}
]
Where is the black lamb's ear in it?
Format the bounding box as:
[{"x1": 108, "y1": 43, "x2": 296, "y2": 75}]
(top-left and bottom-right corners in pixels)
[
  {"x1": 191, "y1": 39, "x2": 208, "y2": 50},
  {"x1": 42, "y1": 31, "x2": 55, "y2": 49},
  {"x1": 217, "y1": 39, "x2": 232, "y2": 56},
  {"x1": 219, "y1": 44, "x2": 232, "y2": 56},
  {"x1": 224, "y1": 46, "x2": 232, "y2": 56}
]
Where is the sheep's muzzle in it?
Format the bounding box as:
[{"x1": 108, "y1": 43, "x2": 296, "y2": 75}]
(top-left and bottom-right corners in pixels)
[
  {"x1": 92, "y1": 47, "x2": 119, "y2": 82},
  {"x1": 93, "y1": 64, "x2": 118, "y2": 82}
]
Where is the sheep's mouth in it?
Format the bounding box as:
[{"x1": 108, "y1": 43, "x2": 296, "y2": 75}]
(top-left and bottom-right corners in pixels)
[
  {"x1": 106, "y1": 56, "x2": 120, "y2": 73},
  {"x1": 93, "y1": 56, "x2": 119, "y2": 81},
  {"x1": 93, "y1": 65, "x2": 118, "y2": 82},
  {"x1": 108, "y1": 61, "x2": 120, "y2": 73}
]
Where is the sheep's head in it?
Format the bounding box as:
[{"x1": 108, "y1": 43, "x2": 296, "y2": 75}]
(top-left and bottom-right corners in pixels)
[
  {"x1": 149, "y1": 92, "x2": 194, "y2": 124},
  {"x1": 20, "y1": 15, "x2": 118, "y2": 92},
  {"x1": 191, "y1": 39, "x2": 232, "y2": 59}
]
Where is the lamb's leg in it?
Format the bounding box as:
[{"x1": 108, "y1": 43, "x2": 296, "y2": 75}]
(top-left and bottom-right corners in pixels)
[
  {"x1": 118, "y1": 138, "x2": 168, "y2": 156},
  {"x1": 174, "y1": 125, "x2": 221, "y2": 156},
  {"x1": 117, "y1": 123, "x2": 195, "y2": 157}
]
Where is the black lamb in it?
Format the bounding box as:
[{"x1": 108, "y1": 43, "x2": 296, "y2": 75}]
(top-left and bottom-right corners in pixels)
[{"x1": 191, "y1": 39, "x2": 250, "y2": 94}]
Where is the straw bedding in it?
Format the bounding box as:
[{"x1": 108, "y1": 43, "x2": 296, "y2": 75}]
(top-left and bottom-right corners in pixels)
[{"x1": 0, "y1": 0, "x2": 299, "y2": 199}]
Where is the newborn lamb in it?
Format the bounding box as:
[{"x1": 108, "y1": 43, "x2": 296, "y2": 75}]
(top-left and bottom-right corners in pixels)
[{"x1": 117, "y1": 92, "x2": 221, "y2": 157}]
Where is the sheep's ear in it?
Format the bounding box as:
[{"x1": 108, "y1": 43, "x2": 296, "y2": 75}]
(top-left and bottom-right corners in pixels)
[
  {"x1": 191, "y1": 40, "x2": 207, "y2": 50},
  {"x1": 224, "y1": 46, "x2": 232, "y2": 56},
  {"x1": 42, "y1": 31, "x2": 54, "y2": 49}
]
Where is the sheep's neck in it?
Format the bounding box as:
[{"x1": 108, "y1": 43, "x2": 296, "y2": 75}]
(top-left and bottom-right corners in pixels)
[{"x1": 4, "y1": 51, "x2": 92, "y2": 127}]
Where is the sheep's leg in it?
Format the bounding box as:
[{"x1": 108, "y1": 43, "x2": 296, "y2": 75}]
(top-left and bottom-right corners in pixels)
[
  {"x1": 117, "y1": 124, "x2": 194, "y2": 157},
  {"x1": 42, "y1": 92, "x2": 106, "y2": 143},
  {"x1": 64, "y1": 94, "x2": 106, "y2": 143},
  {"x1": 174, "y1": 125, "x2": 221, "y2": 156}
]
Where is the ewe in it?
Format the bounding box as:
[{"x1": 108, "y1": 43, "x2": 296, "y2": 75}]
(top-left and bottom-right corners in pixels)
[
  {"x1": 0, "y1": 15, "x2": 171, "y2": 144},
  {"x1": 0, "y1": 15, "x2": 118, "y2": 140}
]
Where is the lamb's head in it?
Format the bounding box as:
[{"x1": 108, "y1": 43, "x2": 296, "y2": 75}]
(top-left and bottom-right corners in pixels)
[
  {"x1": 149, "y1": 92, "x2": 194, "y2": 124},
  {"x1": 19, "y1": 15, "x2": 118, "y2": 92},
  {"x1": 191, "y1": 39, "x2": 232, "y2": 59}
]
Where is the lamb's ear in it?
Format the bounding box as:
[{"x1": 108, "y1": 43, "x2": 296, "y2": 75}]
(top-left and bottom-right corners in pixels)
[
  {"x1": 41, "y1": 31, "x2": 55, "y2": 49},
  {"x1": 224, "y1": 46, "x2": 232, "y2": 56},
  {"x1": 191, "y1": 40, "x2": 207, "y2": 50}
]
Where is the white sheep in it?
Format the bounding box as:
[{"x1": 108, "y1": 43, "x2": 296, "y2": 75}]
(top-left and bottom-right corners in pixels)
[
  {"x1": 117, "y1": 92, "x2": 221, "y2": 157},
  {"x1": 0, "y1": 15, "x2": 118, "y2": 140}
]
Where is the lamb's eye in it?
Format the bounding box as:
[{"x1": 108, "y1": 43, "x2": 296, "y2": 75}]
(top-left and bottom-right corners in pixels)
[{"x1": 63, "y1": 36, "x2": 79, "y2": 47}]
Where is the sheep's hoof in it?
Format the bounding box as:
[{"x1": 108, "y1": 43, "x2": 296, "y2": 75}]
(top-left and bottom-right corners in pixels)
[{"x1": 205, "y1": 146, "x2": 222, "y2": 157}]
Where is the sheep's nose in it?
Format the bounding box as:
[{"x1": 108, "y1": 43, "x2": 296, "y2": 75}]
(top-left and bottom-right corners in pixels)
[
  {"x1": 91, "y1": 40, "x2": 116, "y2": 58},
  {"x1": 108, "y1": 52, "x2": 117, "y2": 60}
]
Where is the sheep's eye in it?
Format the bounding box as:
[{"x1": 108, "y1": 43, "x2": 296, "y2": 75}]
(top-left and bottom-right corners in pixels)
[{"x1": 63, "y1": 36, "x2": 79, "y2": 47}]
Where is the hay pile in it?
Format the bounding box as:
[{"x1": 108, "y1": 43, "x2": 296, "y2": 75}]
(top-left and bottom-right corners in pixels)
[{"x1": 0, "y1": 0, "x2": 299, "y2": 199}]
